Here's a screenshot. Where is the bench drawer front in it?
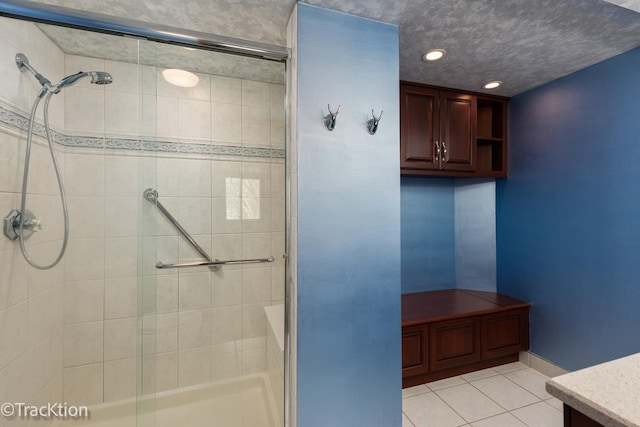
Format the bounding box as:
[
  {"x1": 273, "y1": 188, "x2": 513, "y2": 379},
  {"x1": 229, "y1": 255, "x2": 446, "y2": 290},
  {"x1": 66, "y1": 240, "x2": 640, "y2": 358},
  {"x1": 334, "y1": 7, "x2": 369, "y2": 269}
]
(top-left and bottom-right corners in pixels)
[
  {"x1": 481, "y1": 308, "x2": 529, "y2": 359},
  {"x1": 430, "y1": 317, "x2": 481, "y2": 371},
  {"x1": 402, "y1": 324, "x2": 429, "y2": 377}
]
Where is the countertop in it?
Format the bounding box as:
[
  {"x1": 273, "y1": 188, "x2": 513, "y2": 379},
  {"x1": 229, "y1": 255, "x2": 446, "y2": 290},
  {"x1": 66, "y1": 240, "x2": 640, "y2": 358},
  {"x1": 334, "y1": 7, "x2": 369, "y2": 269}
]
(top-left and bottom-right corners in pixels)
[{"x1": 546, "y1": 352, "x2": 640, "y2": 427}]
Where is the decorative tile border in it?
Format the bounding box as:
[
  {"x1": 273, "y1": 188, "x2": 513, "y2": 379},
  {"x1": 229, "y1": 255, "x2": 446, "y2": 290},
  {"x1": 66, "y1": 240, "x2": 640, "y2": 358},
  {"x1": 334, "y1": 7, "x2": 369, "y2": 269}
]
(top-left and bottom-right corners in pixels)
[{"x1": 0, "y1": 103, "x2": 284, "y2": 159}]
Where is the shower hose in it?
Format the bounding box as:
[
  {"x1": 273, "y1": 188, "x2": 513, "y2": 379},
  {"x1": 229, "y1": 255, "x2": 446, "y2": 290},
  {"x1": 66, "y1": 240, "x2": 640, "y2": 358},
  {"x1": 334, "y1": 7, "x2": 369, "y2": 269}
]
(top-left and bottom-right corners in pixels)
[{"x1": 18, "y1": 88, "x2": 69, "y2": 270}]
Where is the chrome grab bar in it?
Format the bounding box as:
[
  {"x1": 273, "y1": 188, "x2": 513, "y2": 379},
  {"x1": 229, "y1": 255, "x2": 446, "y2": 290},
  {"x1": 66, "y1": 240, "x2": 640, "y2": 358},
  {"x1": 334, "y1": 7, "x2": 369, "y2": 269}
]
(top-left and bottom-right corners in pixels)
[
  {"x1": 156, "y1": 256, "x2": 275, "y2": 269},
  {"x1": 143, "y1": 188, "x2": 276, "y2": 271},
  {"x1": 143, "y1": 188, "x2": 219, "y2": 271}
]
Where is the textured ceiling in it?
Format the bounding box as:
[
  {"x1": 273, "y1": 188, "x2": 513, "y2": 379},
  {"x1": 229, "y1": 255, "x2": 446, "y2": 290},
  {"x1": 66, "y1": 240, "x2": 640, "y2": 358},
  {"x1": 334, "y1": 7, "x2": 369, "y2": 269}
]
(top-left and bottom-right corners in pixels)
[
  {"x1": 27, "y1": 0, "x2": 640, "y2": 96},
  {"x1": 304, "y1": 0, "x2": 640, "y2": 96}
]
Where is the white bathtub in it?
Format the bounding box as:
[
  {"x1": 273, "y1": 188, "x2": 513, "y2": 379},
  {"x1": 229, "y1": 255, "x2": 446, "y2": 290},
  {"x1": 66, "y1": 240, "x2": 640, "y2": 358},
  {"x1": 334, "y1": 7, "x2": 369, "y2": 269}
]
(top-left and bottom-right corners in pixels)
[
  {"x1": 53, "y1": 307, "x2": 286, "y2": 427},
  {"x1": 55, "y1": 374, "x2": 279, "y2": 427}
]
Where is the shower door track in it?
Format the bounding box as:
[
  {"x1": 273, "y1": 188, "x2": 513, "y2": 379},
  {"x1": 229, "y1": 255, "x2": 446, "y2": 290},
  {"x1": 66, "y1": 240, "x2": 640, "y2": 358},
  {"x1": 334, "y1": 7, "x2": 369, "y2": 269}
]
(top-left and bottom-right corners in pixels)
[{"x1": 0, "y1": 0, "x2": 289, "y2": 62}]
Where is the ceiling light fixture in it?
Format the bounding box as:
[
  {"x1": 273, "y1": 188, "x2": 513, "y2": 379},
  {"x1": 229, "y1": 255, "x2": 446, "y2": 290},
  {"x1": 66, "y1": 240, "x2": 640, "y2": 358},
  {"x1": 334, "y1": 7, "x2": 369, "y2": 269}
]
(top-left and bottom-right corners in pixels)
[
  {"x1": 422, "y1": 49, "x2": 446, "y2": 62},
  {"x1": 162, "y1": 68, "x2": 199, "y2": 88},
  {"x1": 482, "y1": 80, "x2": 502, "y2": 90}
]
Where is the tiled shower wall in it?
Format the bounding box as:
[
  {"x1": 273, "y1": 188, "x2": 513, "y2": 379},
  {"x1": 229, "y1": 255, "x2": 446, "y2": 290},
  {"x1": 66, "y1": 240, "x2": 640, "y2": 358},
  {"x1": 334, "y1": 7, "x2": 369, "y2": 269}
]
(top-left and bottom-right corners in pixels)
[
  {"x1": 0, "y1": 17, "x2": 66, "y2": 420},
  {"x1": 0, "y1": 15, "x2": 285, "y2": 409}
]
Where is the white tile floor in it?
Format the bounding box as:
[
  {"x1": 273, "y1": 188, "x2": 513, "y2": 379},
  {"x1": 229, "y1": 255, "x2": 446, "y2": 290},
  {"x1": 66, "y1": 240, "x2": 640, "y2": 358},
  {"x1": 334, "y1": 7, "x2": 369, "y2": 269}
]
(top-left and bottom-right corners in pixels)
[{"x1": 402, "y1": 362, "x2": 564, "y2": 427}]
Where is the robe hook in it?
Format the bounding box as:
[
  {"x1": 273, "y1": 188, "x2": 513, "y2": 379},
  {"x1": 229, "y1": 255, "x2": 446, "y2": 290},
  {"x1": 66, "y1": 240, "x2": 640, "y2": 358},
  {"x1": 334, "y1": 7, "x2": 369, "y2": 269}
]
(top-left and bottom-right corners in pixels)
[
  {"x1": 367, "y1": 109, "x2": 383, "y2": 135},
  {"x1": 324, "y1": 104, "x2": 340, "y2": 131}
]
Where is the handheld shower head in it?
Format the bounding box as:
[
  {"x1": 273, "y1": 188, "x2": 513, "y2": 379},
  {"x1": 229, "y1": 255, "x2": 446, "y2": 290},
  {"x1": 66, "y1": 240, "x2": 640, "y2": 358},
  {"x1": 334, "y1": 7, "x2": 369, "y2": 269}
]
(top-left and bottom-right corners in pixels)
[
  {"x1": 54, "y1": 71, "x2": 113, "y2": 92},
  {"x1": 89, "y1": 71, "x2": 113, "y2": 85}
]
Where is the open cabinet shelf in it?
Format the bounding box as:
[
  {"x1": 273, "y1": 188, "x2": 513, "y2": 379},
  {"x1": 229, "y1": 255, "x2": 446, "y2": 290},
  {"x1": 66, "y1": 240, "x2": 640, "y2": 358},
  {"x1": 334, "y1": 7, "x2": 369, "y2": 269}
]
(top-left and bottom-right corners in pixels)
[{"x1": 476, "y1": 97, "x2": 508, "y2": 177}]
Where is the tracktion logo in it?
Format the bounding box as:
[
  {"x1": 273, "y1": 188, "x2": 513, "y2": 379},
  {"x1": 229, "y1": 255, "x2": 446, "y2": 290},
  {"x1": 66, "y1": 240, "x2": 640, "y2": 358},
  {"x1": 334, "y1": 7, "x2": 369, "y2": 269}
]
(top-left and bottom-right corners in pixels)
[{"x1": 1, "y1": 402, "x2": 89, "y2": 420}]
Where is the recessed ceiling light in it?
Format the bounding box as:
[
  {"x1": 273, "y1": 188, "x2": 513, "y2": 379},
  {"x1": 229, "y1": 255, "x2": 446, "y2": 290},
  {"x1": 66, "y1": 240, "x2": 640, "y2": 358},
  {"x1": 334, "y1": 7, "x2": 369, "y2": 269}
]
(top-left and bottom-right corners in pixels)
[
  {"x1": 422, "y1": 49, "x2": 446, "y2": 62},
  {"x1": 162, "y1": 69, "x2": 199, "y2": 88},
  {"x1": 482, "y1": 80, "x2": 502, "y2": 90}
]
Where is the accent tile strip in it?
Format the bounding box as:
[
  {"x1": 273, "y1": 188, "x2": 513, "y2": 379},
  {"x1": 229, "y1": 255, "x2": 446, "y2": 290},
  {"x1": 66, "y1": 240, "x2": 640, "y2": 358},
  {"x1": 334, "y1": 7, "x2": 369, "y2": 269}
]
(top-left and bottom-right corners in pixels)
[{"x1": 0, "y1": 103, "x2": 284, "y2": 159}]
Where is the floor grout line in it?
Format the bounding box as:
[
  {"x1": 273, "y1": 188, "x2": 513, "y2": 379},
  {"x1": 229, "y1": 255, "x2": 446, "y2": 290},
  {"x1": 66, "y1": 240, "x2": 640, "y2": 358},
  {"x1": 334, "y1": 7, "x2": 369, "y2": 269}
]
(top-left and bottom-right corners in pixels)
[
  {"x1": 403, "y1": 368, "x2": 562, "y2": 427},
  {"x1": 473, "y1": 369, "x2": 548, "y2": 406},
  {"x1": 431, "y1": 386, "x2": 471, "y2": 424},
  {"x1": 434, "y1": 380, "x2": 511, "y2": 425},
  {"x1": 466, "y1": 377, "x2": 512, "y2": 412},
  {"x1": 402, "y1": 409, "x2": 417, "y2": 427}
]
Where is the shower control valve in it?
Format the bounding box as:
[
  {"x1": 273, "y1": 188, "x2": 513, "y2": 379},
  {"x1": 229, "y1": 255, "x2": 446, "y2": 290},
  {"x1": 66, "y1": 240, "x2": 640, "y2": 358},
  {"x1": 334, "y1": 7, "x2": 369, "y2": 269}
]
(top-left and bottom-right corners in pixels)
[{"x1": 4, "y1": 209, "x2": 42, "y2": 241}]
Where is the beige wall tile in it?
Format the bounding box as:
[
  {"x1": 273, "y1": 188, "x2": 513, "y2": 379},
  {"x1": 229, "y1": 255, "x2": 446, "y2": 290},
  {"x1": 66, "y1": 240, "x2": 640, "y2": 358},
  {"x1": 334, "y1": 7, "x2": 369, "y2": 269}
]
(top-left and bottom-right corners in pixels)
[
  {"x1": 105, "y1": 277, "x2": 137, "y2": 320},
  {"x1": 210, "y1": 76, "x2": 241, "y2": 105},
  {"x1": 104, "y1": 317, "x2": 137, "y2": 361},
  {"x1": 64, "y1": 238, "x2": 105, "y2": 281},
  {"x1": 64, "y1": 321, "x2": 103, "y2": 367},
  {"x1": 0, "y1": 301, "x2": 29, "y2": 370},
  {"x1": 178, "y1": 309, "x2": 211, "y2": 350},
  {"x1": 104, "y1": 357, "x2": 137, "y2": 402},
  {"x1": 178, "y1": 272, "x2": 211, "y2": 311},
  {"x1": 63, "y1": 363, "x2": 103, "y2": 405},
  {"x1": 178, "y1": 346, "x2": 211, "y2": 387},
  {"x1": 64, "y1": 280, "x2": 104, "y2": 324}
]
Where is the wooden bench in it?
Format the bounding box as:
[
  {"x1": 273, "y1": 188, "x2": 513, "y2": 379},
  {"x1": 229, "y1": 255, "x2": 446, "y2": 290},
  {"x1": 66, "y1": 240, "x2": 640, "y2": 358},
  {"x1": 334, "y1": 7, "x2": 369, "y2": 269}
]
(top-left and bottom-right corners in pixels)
[{"x1": 402, "y1": 289, "x2": 531, "y2": 388}]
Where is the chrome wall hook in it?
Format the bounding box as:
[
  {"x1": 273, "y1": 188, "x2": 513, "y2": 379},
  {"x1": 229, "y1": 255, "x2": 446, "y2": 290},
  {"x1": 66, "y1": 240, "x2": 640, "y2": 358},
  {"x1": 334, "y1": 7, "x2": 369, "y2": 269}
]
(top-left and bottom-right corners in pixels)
[
  {"x1": 367, "y1": 110, "x2": 383, "y2": 135},
  {"x1": 324, "y1": 104, "x2": 340, "y2": 131}
]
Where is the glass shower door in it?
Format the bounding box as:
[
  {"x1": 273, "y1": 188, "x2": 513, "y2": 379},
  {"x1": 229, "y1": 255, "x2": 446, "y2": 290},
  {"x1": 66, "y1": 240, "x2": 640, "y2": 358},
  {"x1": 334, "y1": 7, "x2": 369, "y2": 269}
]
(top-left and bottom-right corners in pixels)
[{"x1": 137, "y1": 39, "x2": 286, "y2": 426}]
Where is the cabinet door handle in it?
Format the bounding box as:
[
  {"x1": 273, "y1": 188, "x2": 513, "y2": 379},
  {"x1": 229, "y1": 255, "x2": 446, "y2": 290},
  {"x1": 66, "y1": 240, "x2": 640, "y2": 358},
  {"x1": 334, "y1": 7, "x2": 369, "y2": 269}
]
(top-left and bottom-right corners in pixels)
[
  {"x1": 435, "y1": 141, "x2": 440, "y2": 161},
  {"x1": 442, "y1": 141, "x2": 448, "y2": 163}
]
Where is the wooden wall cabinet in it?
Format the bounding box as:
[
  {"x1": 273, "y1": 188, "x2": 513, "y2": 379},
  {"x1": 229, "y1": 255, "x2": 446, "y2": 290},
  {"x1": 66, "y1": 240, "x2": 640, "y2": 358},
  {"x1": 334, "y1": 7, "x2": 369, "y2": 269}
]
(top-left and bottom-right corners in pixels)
[
  {"x1": 400, "y1": 81, "x2": 508, "y2": 178},
  {"x1": 402, "y1": 290, "x2": 530, "y2": 388}
]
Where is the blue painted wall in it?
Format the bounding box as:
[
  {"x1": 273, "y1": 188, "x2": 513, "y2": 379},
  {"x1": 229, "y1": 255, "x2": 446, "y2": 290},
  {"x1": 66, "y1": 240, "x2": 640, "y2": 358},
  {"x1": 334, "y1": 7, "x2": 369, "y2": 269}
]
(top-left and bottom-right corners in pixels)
[
  {"x1": 401, "y1": 178, "x2": 497, "y2": 294},
  {"x1": 401, "y1": 177, "x2": 456, "y2": 293},
  {"x1": 497, "y1": 46, "x2": 640, "y2": 371},
  {"x1": 455, "y1": 179, "x2": 496, "y2": 291},
  {"x1": 295, "y1": 4, "x2": 402, "y2": 426}
]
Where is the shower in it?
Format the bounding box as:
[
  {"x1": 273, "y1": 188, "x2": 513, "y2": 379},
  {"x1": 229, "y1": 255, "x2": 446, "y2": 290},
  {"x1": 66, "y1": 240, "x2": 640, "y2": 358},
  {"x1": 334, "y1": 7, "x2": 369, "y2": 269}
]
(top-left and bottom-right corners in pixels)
[
  {"x1": 0, "y1": 6, "x2": 287, "y2": 425},
  {"x1": 3, "y1": 53, "x2": 113, "y2": 270}
]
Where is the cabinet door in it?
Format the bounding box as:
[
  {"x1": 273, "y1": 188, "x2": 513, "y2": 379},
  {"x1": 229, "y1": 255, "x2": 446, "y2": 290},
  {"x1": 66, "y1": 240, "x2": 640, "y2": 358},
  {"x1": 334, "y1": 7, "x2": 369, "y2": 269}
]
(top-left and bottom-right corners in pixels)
[
  {"x1": 481, "y1": 308, "x2": 529, "y2": 359},
  {"x1": 565, "y1": 405, "x2": 605, "y2": 427},
  {"x1": 430, "y1": 316, "x2": 480, "y2": 371},
  {"x1": 439, "y1": 91, "x2": 476, "y2": 172},
  {"x1": 400, "y1": 84, "x2": 439, "y2": 171},
  {"x1": 402, "y1": 324, "x2": 429, "y2": 377}
]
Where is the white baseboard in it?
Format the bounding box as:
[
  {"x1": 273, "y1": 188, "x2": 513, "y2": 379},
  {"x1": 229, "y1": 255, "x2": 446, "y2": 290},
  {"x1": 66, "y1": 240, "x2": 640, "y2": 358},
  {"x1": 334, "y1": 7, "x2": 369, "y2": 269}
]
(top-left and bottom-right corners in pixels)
[{"x1": 519, "y1": 351, "x2": 569, "y2": 378}]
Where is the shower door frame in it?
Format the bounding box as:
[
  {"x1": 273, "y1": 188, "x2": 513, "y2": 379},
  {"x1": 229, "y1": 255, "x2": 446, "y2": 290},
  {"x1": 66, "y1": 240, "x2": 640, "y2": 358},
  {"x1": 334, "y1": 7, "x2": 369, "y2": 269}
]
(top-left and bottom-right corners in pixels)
[{"x1": 0, "y1": 1, "x2": 294, "y2": 426}]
